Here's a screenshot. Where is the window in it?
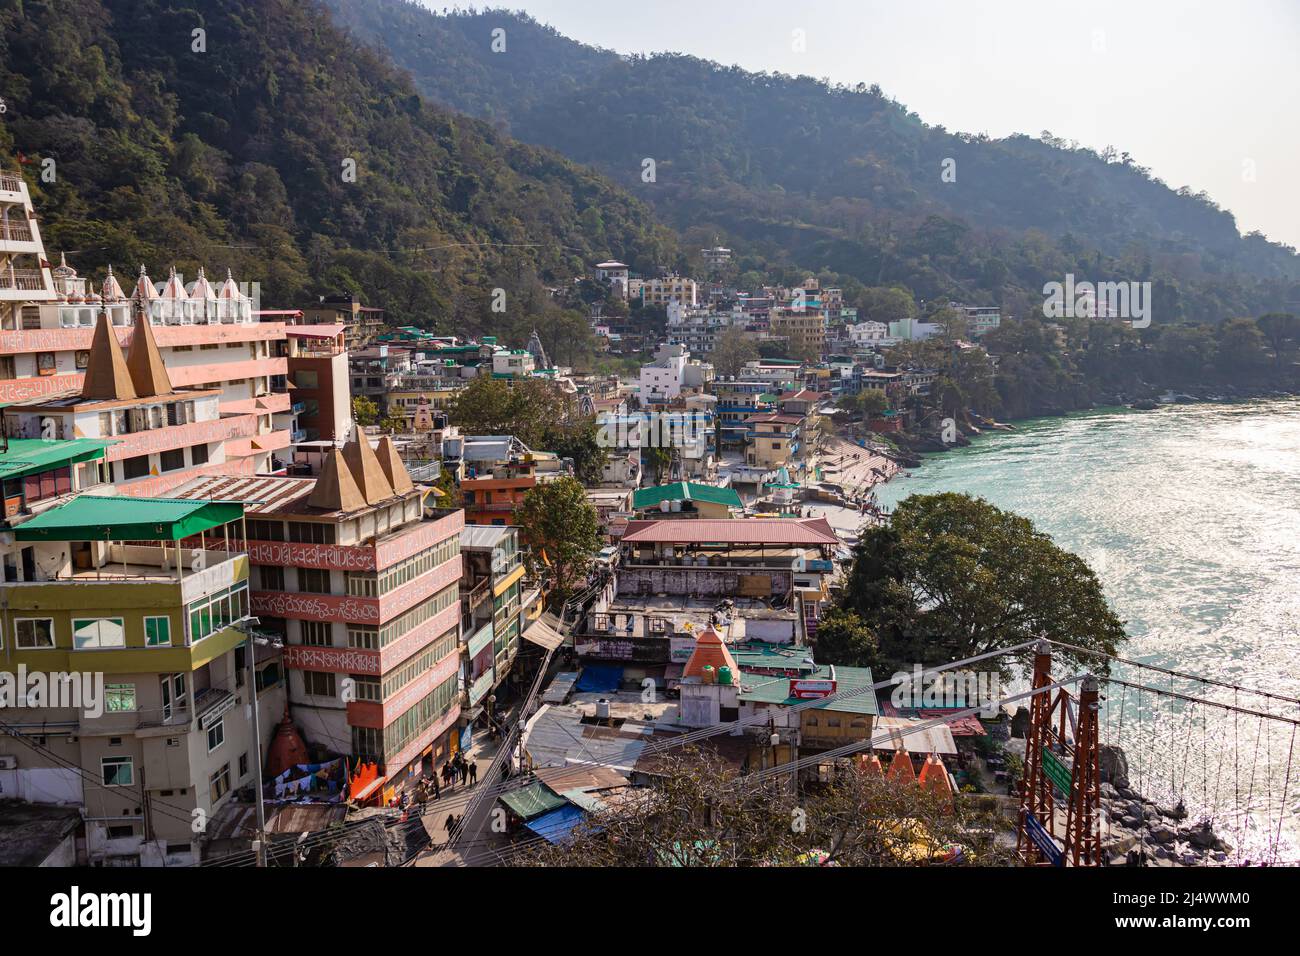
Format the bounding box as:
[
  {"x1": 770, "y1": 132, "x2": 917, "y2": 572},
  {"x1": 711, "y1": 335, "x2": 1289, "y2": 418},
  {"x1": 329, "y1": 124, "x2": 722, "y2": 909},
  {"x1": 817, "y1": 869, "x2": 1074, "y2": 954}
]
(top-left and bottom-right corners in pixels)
[
  {"x1": 122, "y1": 456, "x2": 150, "y2": 480},
  {"x1": 144, "y1": 616, "x2": 171, "y2": 647},
  {"x1": 300, "y1": 620, "x2": 332, "y2": 646},
  {"x1": 209, "y1": 763, "x2": 231, "y2": 802},
  {"x1": 73, "y1": 618, "x2": 125, "y2": 650},
  {"x1": 160, "y1": 448, "x2": 185, "y2": 472},
  {"x1": 296, "y1": 370, "x2": 318, "y2": 389},
  {"x1": 288, "y1": 522, "x2": 334, "y2": 544},
  {"x1": 302, "y1": 671, "x2": 336, "y2": 697},
  {"x1": 298, "y1": 567, "x2": 331, "y2": 594},
  {"x1": 15, "y1": 618, "x2": 55, "y2": 649},
  {"x1": 101, "y1": 756, "x2": 134, "y2": 787},
  {"x1": 191, "y1": 443, "x2": 209, "y2": 465},
  {"x1": 186, "y1": 581, "x2": 249, "y2": 642},
  {"x1": 246, "y1": 520, "x2": 283, "y2": 542},
  {"x1": 239, "y1": 752, "x2": 249, "y2": 779},
  {"x1": 206, "y1": 716, "x2": 225, "y2": 753},
  {"x1": 258, "y1": 565, "x2": 285, "y2": 590},
  {"x1": 105, "y1": 683, "x2": 136, "y2": 713}
]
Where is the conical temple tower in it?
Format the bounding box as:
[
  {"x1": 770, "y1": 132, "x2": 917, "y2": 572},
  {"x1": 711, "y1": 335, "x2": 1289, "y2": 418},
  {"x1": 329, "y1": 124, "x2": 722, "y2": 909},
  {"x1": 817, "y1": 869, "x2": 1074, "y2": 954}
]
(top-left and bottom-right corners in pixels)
[
  {"x1": 125, "y1": 311, "x2": 173, "y2": 398},
  {"x1": 80, "y1": 311, "x2": 137, "y2": 401},
  {"x1": 307, "y1": 448, "x2": 367, "y2": 512},
  {"x1": 342, "y1": 432, "x2": 394, "y2": 506},
  {"x1": 375, "y1": 436, "x2": 415, "y2": 496}
]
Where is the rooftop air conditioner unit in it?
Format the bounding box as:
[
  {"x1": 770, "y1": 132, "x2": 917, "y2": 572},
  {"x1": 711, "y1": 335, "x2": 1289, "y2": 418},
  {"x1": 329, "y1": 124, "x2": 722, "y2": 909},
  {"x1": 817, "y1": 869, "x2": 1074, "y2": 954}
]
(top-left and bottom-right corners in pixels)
[{"x1": 0, "y1": 755, "x2": 16, "y2": 769}]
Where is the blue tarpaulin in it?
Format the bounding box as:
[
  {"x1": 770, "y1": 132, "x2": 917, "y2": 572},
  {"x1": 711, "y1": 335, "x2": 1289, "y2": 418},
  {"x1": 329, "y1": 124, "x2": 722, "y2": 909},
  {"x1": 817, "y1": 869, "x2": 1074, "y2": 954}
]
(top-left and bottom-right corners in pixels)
[
  {"x1": 523, "y1": 804, "x2": 588, "y2": 844},
  {"x1": 574, "y1": 664, "x2": 623, "y2": 693}
]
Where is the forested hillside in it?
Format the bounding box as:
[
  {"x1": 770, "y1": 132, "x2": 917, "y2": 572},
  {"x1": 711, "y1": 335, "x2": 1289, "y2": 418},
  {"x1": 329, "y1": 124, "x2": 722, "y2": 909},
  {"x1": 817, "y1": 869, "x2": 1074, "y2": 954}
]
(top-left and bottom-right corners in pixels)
[
  {"x1": 0, "y1": 0, "x2": 677, "y2": 331},
  {"x1": 326, "y1": 1, "x2": 1300, "y2": 325}
]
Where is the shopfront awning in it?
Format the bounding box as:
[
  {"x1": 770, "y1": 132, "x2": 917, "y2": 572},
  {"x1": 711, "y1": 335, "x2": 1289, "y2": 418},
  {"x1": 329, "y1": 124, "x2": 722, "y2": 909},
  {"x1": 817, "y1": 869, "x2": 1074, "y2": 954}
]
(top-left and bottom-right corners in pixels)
[
  {"x1": 498, "y1": 781, "x2": 567, "y2": 821},
  {"x1": 522, "y1": 804, "x2": 587, "y2": 844},
  {"x1": 574, "y1": 664, "x2": 623, "y2": 694},
  {"x1": 12, "y1": 495, "x2": 244, "y2": 542},
  {"x1": 521, "y1": 612, "x2": 565, "y2": 651}
]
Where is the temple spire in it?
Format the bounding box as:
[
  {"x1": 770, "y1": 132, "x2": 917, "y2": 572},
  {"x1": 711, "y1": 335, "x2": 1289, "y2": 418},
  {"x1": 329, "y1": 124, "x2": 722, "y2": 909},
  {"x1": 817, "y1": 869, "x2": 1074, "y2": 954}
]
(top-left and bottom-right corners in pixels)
[
  {"x1": 125, "y1": 310, "x2": 173, "y2": 398},
  {"x1": 342, "y1": 431, "x2": 395, "y2": 505},
  {"x1": 80, "y1": 311, "x2": 137, "y2": 401},
  {"x1": 375, "y1": 435, "x2": 415, "y2": 495},
  {"x1": 308, "y1": 448, "x2": 367, "y2": 512}
]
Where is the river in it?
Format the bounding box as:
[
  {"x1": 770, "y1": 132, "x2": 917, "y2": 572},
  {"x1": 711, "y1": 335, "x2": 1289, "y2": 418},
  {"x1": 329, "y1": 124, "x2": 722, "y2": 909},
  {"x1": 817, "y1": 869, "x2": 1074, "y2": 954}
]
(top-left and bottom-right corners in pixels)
[{"x1": 876, "y1": 399, "x2": 1300, "y2": 860}]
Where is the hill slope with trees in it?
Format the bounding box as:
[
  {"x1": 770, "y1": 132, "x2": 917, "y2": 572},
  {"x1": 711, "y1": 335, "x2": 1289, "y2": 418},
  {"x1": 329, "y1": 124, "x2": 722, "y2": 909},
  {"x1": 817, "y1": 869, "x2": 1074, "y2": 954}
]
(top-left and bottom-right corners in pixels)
[
  {"x1": 326, "y1": 2, "x2": 1300, "y2": 325},
  {"x1": 0, "y1": 0, "x2": 678, "y2": 331}
]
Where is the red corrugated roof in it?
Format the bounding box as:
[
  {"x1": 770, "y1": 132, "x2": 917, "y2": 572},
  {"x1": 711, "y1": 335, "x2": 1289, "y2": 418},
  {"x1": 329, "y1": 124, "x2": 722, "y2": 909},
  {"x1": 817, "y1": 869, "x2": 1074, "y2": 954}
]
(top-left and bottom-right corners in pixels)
[{"x1": 621, "y1": 517, "x2": 838, "y2": 546}]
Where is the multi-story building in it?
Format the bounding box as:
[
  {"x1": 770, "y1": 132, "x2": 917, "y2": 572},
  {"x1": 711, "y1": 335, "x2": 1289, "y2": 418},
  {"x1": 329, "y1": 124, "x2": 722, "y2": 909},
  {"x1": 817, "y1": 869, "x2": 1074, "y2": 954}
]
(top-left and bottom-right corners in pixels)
[
  {"x1": 0, "y1": 166, "x2": 56, "y2": 323},
  {"x1": 459, "y1": 525, "x2": 543, "y2": 724},
  {"x1": 0, "y1": 491, "x2": 283, "y2": 866},
  {"x1": 0, "y1": 176, "x2": 292, "y2": 470},
  {"x1": 957, "y1": 305, "x2": 1003, "y2": 337},
  {"x1": 300, "y1": 293, "x2": 385, "y2": 349},
  {"x1": 630, "y1": 274, "x2": 698, "y2": 308},
  {"x1": 769, "y1": 308, "x2": 826, "y2": 358},
  {"x1": 639, "y1": 343, "x2": 713, "y2": 405},
  {"x1": 450, "y1": 435, "x2": 568, "y2": 527},
  {"x1": 700, "y1": 245, "x2": 732, "y2": 269},
  {"x1": 744, "y1": 412, "x2": 804, "y2": 470},
  {"x1": 3, "y1": 309, "x2": 289, "y2": 496},
  {"x1": 594, "y1": 261, "x2": 630, "y2": 299},
  {"x1": 170, "y1": 436, "x2": 465, "y2": 799},
  {"x1": 712, "y1": 379, "x2": 776, "y2": 448},
  {"x1": 284, "y1": 324, "x2": 350, "y2": 443}
]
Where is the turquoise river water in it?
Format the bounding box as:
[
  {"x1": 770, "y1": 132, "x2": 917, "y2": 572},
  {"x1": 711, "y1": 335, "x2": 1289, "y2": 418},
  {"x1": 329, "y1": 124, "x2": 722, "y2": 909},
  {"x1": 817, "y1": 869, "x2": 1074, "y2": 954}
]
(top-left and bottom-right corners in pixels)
[{"x1": 876, "y1": 399, "x2": 1300, "y2": 860}]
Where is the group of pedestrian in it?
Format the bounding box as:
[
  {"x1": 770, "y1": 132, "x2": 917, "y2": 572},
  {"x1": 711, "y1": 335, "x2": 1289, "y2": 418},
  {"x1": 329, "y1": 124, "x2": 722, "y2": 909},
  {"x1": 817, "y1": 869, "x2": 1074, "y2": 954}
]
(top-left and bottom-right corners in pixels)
[{"x1": 439, "y1": 752, "x2": 478, "y2": 789}]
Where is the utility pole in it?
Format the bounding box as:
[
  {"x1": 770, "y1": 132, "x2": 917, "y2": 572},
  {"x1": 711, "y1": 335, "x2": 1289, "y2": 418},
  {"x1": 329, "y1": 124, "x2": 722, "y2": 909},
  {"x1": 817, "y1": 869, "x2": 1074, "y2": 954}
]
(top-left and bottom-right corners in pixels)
[{"x1": 234, "y1": 618, "x2": 270, "y2": 867}]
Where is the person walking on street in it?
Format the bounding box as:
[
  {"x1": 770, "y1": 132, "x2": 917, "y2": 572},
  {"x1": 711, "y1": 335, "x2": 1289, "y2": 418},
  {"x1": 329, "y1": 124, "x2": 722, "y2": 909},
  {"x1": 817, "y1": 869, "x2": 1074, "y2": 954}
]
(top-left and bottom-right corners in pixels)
[
  {"x1": 469, "y1": 762, "x2": 478, "y2": 786},
  {"x1": 445, "y1": 813, "x2": 455, "y2": 835}
]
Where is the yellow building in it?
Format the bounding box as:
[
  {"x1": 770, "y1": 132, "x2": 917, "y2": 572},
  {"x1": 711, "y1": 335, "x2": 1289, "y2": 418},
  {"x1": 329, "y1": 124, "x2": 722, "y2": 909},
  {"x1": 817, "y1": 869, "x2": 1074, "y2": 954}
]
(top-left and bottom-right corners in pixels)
[
  {"x1": 769, "y1": 309, "x2": 826, "y2": 358},
  {"x1": 745, "y1": 413, "x2": 804, "y2": 469},
  {"x1": 0, "y1": 495, "x2": 283, "y2": 867}
]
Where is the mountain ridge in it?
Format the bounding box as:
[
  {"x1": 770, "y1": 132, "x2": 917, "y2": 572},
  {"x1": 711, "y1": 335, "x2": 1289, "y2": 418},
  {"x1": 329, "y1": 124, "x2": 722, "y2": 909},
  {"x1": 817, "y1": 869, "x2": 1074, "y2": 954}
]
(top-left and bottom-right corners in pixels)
[{"x1": 325, "y1": 1, "x2": 1299, "y2": 322}]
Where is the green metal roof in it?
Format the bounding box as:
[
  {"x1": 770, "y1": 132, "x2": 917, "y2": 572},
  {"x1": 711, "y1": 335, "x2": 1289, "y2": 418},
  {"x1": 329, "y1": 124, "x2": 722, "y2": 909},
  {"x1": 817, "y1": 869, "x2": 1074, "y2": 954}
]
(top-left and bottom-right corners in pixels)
[
  {"x1": 738, "y1": 664, "x2": 879, "y2": 715},
  {"x1": 0, "y1": 438, "x2": 113, "y2": 483},
  {"x1": 728, "y1": 642, "x2": 819, "y2": 674},
  {"x1": 632, "y1": 482, "x2": 742, "y2": 511},
  {"x1": 498, "y1": 781, "x2": 567, "y2": 820},
  {"x1": 12, "y1": 495, "x2": 244, "y2": 542}
]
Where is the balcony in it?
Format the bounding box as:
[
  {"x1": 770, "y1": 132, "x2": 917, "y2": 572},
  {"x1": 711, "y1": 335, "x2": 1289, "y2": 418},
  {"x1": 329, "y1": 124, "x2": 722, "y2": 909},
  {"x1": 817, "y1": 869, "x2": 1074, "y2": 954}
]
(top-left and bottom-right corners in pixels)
[
  {"x1": 0, "y1": 221, "x2": 34, "y2": 243},
  {"x1": 0, "y1": 171, "x2": 24, "y2": 193},
  {"x1": 468, "y1": 670, "x2": 494, "y2": 707},
  {"x1": 0, "y1": 268, "x2": 47, "y2": 291}
]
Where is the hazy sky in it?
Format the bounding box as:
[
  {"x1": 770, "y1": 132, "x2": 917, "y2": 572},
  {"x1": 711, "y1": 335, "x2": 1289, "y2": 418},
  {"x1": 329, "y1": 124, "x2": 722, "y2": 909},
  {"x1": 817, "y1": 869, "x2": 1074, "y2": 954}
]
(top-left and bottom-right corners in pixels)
[{"x1": 461, "y1": 0, "x2": 1300, "y2": 249}]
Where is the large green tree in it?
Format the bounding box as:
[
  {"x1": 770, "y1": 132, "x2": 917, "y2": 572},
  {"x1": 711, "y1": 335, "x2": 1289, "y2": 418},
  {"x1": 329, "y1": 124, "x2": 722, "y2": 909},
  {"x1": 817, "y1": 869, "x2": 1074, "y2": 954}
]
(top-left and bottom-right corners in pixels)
[
  {"x1": 812, "y1": 608, "x2": 879, "y2": 668},
  {"x1": 513, "y1": 476, "x2": 601, "y2": 601},
  {"x1": 841, "y1": 493, "x2": 1125, "y2": 678},
  {"x1": 711, "y1": 325, "x2": 759, "y2": 379},
  {"x1": 447, "y1": 375, "x2": 568, "y2": 448}
]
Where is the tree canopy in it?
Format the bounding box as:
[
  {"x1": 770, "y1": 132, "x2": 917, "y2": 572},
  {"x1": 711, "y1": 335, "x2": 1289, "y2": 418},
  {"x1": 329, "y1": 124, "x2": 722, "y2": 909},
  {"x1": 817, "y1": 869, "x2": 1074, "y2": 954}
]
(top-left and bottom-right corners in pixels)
[
  {"x1": 513, "y1": 476, "x2": 601, "y2": 602},
  {"x1": 840, "y1": 493, "x2": 1126, "y2": 679}
]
